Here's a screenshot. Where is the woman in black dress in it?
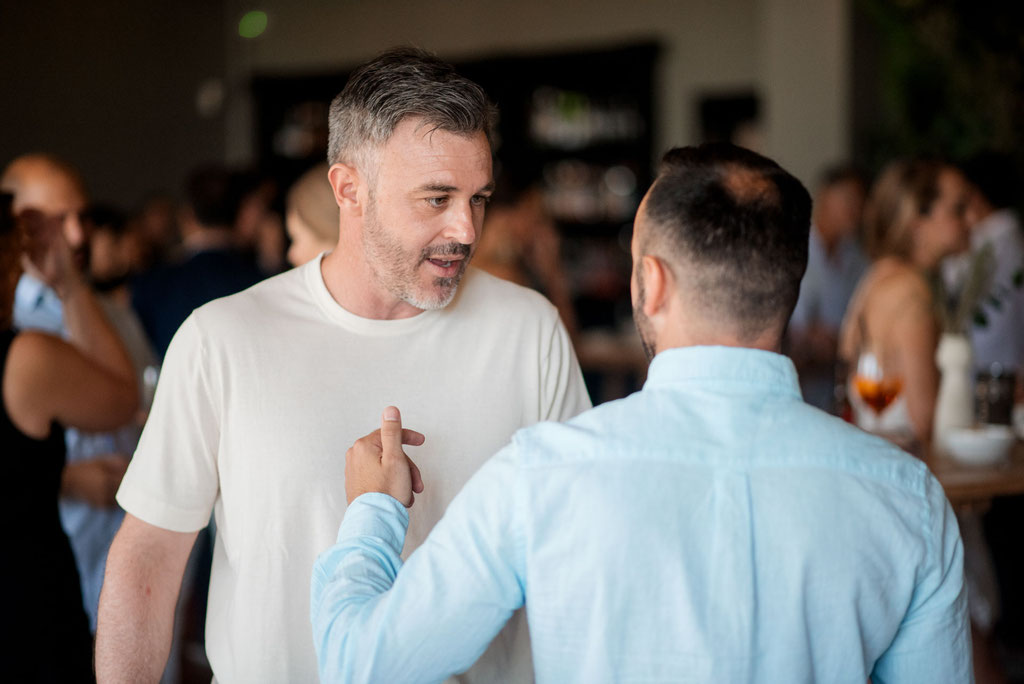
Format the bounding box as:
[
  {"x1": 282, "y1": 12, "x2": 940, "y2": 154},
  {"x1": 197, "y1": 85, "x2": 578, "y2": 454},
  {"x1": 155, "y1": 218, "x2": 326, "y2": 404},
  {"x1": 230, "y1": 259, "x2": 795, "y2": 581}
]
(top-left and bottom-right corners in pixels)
[{"x1": 1, "y1": 194, "x2": 137, "y2": 682}]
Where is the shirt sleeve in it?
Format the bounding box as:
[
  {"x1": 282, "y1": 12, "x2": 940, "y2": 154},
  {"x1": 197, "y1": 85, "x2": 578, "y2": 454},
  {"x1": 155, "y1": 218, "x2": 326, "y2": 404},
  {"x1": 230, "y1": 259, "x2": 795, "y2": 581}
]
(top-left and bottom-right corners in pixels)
[
  {"x1": 115, "y1": 313, "x2": 221, "y2": 532},
  {"x1": 311, "y1": 446, "x2": 525, "y2": 683},
  {"x1": 540, "y1": 312, "x2": 592, "y2": 422},
  {"x1": 870, "y1": 474, "x2": 972, "y2": 683}
]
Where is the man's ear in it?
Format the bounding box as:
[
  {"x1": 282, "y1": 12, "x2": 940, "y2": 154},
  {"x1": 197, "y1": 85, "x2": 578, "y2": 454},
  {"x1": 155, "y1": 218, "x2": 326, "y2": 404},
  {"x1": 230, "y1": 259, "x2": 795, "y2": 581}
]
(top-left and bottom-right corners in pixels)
[
  {"x1": 328, "y1": 163, "x2": 362, "y2": 216},
  {"x1": 640, "y1": 254, "x2": 674, "y2": 318}
]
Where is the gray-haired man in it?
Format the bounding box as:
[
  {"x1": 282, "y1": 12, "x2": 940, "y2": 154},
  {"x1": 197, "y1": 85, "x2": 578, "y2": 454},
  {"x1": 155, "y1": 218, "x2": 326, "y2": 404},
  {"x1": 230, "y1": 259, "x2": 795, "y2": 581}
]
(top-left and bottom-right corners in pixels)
[{"x1": 96, "y1": 47, "x2": 590, "y2": 683}]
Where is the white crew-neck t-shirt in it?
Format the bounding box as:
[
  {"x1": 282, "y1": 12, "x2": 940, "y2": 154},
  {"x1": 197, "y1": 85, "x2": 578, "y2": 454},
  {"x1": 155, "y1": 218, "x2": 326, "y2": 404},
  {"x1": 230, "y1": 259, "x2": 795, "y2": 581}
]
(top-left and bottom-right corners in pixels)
[{"x1": 117, "y1": 255, "x2": 591, "y2": 683}]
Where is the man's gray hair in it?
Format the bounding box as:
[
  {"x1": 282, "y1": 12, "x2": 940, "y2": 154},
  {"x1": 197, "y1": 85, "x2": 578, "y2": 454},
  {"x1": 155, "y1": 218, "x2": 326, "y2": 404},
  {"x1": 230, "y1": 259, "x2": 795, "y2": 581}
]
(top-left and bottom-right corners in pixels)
[{"x1": 327, "y1": 46, "x2": 497, "y2": 168}]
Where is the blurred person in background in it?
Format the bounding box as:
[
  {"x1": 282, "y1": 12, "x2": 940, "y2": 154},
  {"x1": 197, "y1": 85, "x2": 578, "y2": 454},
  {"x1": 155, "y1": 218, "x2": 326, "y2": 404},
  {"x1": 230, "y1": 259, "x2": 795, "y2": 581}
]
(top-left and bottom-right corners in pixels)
[
  {"x1": 86, "y1": 204, "x2": 157, "y2": 383},
  {"x1": 234, "y1": 169, "x2": 287, "y2": 276},
  {"x1": 839, "y1": 158, "x2": 970, "y2": 448},
  {"x1": 2, "y1": 154, "x2": 142, "y2": 634},
  {"x1": 837, "y1": 160, "x2": 1009, "y2": 681},
  {"x1": 787, "y1": 165, "x2": 868, "y2": 412},
  {"x1": 951, "y1": 151, "x2": 1024, "y2": 679},
  {"x1": 284, "y1": 162, "x2": 338, "y2": 266},
  {"x1": 129, "y1": 193, "x2": 179, "y2": 272},
  {"x1": 45, "y1": 204, "x2": 158, "y2": 638},
  {"x1": 474, "y1": 170, "x2": 578, "y2": 340},
  {"x1": 131, "y1": 164, "x2": 264, "y2": 358},
  {"x1": 954, "y1": 151, "x2": 1024, "y2": 374},
  {"x1": 0, "y1": 192, "x2": 137, "y2": 681}
]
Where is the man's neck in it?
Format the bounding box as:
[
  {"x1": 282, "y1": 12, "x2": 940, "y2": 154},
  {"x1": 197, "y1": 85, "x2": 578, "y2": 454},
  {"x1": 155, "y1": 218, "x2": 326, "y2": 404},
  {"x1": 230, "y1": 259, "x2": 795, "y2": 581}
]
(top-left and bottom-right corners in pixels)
[
  {"x1": 657, "y1": 316, "x2": 783, "y2": 355},
  {"x1": 320, "y1": 247, "x2": 425, "y2": 320}
]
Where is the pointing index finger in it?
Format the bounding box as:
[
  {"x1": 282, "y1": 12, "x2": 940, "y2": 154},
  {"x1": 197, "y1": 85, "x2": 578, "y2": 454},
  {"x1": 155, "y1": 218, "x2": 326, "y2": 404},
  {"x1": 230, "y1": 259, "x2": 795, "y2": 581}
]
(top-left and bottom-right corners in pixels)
[{"x1": 380, "y1": 405, "x2": 403, "y2": 463}]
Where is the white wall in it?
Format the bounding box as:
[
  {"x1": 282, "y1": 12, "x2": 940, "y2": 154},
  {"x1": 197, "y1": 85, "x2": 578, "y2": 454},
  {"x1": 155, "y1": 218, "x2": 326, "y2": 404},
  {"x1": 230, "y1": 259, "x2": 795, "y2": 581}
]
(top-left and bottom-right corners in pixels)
[{"x1": 759, "y1": 0, "x2": 850, "y2": 186}]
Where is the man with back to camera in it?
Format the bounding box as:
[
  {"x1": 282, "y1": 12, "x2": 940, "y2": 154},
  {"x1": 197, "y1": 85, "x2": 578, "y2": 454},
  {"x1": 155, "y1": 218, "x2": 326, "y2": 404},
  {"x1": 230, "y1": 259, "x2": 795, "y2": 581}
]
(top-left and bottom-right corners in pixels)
[
  {"x1": 314, "y1": 143, "x2": 971, "y2": 683},
  {"x1": 95, "y1": 47, "x2": 590, "y2": 683}
]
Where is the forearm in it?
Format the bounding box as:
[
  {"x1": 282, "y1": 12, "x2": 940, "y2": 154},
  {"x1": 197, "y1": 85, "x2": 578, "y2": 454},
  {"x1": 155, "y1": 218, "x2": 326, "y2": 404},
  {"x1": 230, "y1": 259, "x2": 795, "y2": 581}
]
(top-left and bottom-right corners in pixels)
[
  {"x1": 61, "y1": 284, "x2": 135, "y2": 385},
  {"x1": 96, "y1": 517, "x2": 196, "y2": 683},
  {"x1": 314, "y1": 458, "x2": 525, "y2": 683},
  {"x1": 312, "y1": 494, "x2": 409, "y2": 682},
  {"x1": 901, "y1": 346, "x2": 939, "y2": 444}
]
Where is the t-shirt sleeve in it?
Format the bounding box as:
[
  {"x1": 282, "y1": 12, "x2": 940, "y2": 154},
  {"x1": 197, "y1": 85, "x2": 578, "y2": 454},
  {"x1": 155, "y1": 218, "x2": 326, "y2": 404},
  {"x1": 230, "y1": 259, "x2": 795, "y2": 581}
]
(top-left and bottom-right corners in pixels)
[
  {"x1": 116, "y1": 312, "x2": 220, "y2": 532},
  {"x1": 540, "y1": 312, "x2": 592, "y2": 422}
]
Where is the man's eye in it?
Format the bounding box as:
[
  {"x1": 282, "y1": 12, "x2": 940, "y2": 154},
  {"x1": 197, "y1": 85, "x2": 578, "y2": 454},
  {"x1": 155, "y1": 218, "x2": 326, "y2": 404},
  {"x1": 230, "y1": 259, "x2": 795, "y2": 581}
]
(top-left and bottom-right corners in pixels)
[
  {"x1": 426, "y1": 197, "x2": 447, "y2": 208},
  {"x1": 471, "y1": 195, "x2": 491, "y2": 207}
]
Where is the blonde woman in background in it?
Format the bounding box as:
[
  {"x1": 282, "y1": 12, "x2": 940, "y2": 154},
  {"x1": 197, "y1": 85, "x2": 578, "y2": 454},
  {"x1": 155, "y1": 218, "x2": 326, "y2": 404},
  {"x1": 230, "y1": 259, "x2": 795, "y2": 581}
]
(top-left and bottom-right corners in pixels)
[
  {"x1": 285, "y1": 163, "x2": 338, "y2": 266},
  {"x1": 840, "y1": 161, "x2": 1013, "y2": 683},
  {"x1": 839, "y1": 158, "x2": 970, "y2": 449}
]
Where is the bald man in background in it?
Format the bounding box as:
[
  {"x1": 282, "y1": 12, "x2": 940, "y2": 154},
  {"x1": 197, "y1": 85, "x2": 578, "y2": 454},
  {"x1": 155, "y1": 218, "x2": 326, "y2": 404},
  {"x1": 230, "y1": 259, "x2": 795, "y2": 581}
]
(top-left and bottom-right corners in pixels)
[{"x1": 2, "y1": 154, "x2": 137, "y2": 632}]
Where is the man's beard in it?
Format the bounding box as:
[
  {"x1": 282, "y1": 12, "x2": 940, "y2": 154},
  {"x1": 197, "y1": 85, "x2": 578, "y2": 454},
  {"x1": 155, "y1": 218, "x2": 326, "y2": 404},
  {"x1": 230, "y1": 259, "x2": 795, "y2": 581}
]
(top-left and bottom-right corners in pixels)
[
  {"x1": 362, "y1": 196, "x2": 471, "y2": 310},
  {"x1": 632, "y1": 267, "x2": 657, "y2": 361}
]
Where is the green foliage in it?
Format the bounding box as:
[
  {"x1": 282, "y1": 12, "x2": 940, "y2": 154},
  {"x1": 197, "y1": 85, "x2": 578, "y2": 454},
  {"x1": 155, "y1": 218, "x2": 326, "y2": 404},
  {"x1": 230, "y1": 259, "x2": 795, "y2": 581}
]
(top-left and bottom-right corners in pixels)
[{"x1": 857, "y1": 0, "x2": 1024, "y2": 179}]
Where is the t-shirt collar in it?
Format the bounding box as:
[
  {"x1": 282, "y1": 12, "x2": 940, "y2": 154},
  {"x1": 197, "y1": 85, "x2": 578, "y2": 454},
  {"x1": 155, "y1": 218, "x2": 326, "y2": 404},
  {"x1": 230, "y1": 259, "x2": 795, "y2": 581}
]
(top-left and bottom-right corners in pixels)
[{"x1": 303, "y1": 252, "x2": 444, "y2": 336}]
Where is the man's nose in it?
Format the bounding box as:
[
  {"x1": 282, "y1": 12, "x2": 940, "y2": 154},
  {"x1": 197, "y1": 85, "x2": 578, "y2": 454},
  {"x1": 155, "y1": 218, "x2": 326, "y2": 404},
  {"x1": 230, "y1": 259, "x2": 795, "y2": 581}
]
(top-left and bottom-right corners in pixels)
[
  {"x1": 64, "y1": 212, "x2": 86, "y2": 249},
  {"x1": 443, "y1": 202, "x2": 476, "y2": 245}
]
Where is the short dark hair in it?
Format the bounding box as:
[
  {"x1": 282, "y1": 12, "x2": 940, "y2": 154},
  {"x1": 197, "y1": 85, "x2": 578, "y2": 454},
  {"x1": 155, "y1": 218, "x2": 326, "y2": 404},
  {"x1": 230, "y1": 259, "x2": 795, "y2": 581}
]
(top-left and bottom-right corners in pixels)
[
  {"x1": 642, "y1": 143, "x2": 811, "y2": 339},
  {"x1": 184, "y1": 165, "x2": 242, "y2": 228},
  {"x1": 84, "y1": 204, "x2": 128, "y2": 238},
  {"x1": 327, "y1": 46, "x2": 497, "y2": 168},
  {"x1": 818, "y1": 163, "x2": 867, "y2": 192},
  {"x1": 960, "y1": 151, "x2": 1018, "y2": 210},
  {"x1": 0, "y1": 193, "x2": 21, "y2": 329}
]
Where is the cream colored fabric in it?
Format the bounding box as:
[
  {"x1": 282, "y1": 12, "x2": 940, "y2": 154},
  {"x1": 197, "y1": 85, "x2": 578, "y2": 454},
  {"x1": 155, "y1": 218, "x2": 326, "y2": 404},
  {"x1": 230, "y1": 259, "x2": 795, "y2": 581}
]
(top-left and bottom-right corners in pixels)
[{"x1": 118, "y1": 256, "x2": 590, "y2": 683}]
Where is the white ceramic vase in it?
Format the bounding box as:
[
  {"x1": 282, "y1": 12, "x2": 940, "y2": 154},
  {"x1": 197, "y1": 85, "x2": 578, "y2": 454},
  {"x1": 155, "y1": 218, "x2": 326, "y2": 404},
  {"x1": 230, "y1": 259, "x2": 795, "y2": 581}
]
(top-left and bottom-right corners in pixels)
[{"x1": 933, "y1": 333, "x2": 974, "y2": 454}]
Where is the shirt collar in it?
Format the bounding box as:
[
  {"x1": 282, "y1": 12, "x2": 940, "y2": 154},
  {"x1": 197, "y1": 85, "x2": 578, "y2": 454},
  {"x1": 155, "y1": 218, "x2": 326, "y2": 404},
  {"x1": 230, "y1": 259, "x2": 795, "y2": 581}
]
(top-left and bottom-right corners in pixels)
[
  {"x1": 643, "y1": 345, "x2": 801, "y2": 399},
  {"x1": 14, "y1": 272, "x2": 56, "y2": 310}
]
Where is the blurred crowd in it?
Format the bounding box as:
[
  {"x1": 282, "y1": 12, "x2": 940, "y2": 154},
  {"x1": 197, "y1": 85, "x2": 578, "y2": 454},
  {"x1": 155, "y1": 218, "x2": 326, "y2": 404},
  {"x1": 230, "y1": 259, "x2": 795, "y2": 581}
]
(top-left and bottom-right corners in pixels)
[{"x1": 0, "y1": 154, "x2": 338, "y2": 681}]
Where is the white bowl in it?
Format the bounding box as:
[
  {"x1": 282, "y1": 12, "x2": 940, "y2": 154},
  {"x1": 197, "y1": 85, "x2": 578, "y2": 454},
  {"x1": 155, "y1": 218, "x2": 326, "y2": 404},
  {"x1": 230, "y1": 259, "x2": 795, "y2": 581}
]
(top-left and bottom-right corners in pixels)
[{"x1": 945, "y1": 425, "x2": 1015, "y2": 466}]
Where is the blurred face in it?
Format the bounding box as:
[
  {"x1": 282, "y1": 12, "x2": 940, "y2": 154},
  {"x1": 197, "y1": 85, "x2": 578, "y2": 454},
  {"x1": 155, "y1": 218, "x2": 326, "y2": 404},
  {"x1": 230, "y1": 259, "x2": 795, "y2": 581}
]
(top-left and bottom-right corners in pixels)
[
  {"x1": 285, "y1": 209, "x2": 332, "y2": 267},
  {"x1": 361, "y1": 118, "x2": 493, "y2": 310},
  {"x1": 13, "y1": 168, "x2": 88, "y2": 268},
  {"x1": 963, "y1": 184, "x2": 991, "y2": 229},
  {"x1": 88, "y1": 228, "x2": 120, "y2": 282},
  {"x1": 815, "y1": 179, "x2": 864, "y2": 244},
  {"x1": 917, "y1": 168, "x2": 970, "y2": 264}
]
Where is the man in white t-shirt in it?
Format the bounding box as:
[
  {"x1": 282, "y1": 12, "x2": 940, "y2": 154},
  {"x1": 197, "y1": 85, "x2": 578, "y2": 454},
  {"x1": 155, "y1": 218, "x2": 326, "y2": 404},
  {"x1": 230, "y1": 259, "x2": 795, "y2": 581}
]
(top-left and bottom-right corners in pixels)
[{"x1": 95, "y1": 47, "x2": 590, "y2": 683}]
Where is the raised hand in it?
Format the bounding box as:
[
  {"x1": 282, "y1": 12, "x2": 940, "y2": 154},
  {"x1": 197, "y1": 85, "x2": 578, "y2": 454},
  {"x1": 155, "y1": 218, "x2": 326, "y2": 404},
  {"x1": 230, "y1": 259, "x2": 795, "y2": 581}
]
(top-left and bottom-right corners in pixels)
[
  {"x1": 345, "y1": 406, "x2": 425, "y2": 507},
  {"x1": 18, "y1": 208, "x2": 84, "y2": 299}
]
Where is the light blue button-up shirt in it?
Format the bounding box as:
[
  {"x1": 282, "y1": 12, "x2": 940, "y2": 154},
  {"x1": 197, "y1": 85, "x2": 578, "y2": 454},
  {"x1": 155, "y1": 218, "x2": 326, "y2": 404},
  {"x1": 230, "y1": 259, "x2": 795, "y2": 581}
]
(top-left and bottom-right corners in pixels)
[{"x1": 312, "y1": 346, "x2": 971, "y2": 683}]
